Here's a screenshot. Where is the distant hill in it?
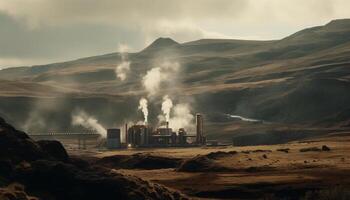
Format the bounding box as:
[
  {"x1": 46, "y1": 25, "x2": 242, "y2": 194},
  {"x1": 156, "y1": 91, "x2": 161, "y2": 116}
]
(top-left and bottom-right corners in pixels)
[
  {"x1": 1, "y1": 19, "x2": 350, "y2": 144},
  {"x1": 141, "y1": 37, "x2": 180, "y2": 52}
]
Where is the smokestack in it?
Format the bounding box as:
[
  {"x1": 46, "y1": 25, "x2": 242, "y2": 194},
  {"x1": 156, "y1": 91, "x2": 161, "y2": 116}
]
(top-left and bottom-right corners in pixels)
[
  {"x1": 125, "y1": 123, "x2": 128, "y2": 143},
  {"x1": 196, "y1": 113, "x2": 203, "y2": 144},
  {"x1": 166, "y1": 121, "x2": 169, "y2": 135}
]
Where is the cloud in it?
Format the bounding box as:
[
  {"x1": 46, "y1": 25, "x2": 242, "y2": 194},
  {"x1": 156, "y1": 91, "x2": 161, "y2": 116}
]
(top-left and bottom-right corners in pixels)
[
  {"x1": 142, "y1": 20, "x2": 231, "y2": 45},
  {"x1": 1, "y1": 0, "x2": 348, "y2": 29},
  {"x1": 0, "y1": 58, "x2": 44, "y2": 68},
  {"x1": 0, "y1": 0, "x2": 247, "y2": 27},
  {"x1": 1, "y1": 0, "x2": 350, "y2": 67}
]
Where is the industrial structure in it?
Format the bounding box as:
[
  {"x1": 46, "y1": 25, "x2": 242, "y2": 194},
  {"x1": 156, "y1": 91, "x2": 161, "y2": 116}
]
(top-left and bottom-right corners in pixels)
[
  {"x1": 106, "y1": 113, "x2": 206, "y2": 148},
  {"x1": 30, "y1": 113, "x2": 206, "y2": 150},
  {"x1": 106, "y1": 129, "x2": 121, "y2": 149},
  {"x1": 196, "y1": 113, "x2": 204, "y2": 144}
]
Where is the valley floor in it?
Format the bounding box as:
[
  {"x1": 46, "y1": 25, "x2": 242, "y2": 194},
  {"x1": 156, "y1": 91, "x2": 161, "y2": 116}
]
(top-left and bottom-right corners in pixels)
[{"x1": 69, "y1": 132, "x2": 350, "y2": 199}]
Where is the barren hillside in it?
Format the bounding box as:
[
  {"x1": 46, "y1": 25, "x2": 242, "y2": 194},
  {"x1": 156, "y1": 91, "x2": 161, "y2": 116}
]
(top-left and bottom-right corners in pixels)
[{"x1": 1, "y1": 19, "x2": 350, "y2": 144}]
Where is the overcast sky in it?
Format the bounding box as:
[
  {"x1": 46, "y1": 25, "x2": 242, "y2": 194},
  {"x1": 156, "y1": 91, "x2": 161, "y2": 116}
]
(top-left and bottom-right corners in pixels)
[{"x1": 0, "y1": 0, "x2": 350, "y2": 68}]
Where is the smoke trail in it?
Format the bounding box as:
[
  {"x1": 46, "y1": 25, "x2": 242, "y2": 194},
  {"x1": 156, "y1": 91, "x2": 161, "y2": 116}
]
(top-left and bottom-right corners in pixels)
[
  {"x1": 71, "y1": 110, "x2": 106, "y2": 137},
  {"x1": 161, "y1": 95, "x2": 173, "y2": 122},
  {"x1": 168, "y1": 103, "x2": 194, "y2": 131},
  {"x1": 138, "y1": 97, "x2": 148, "y2": 124},
  {"x1": 142, "y1": 61, "x2": 180, "y2": 97},
  {"x1": 142, "y1": 67, "x2": 162, "y2": 97},
  {"x1": 115, "y1": 44, "x2": 130, "y2": 81},
  {"x1": 115, "y1": 61, "x2": 130, "y2": 81}
]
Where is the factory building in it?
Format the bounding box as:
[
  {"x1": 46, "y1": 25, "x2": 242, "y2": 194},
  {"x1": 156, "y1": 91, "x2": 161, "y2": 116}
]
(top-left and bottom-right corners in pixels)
[
  {"x1": 127, "y1": 125, "x2": 152, "y2": 147},
  {"x1": 106, "y1": 128, "x2": 121, "y2": 149},
  {"x1": 106, "y1": 113, "x2": 206, "y2": 149},
  {"x1": 126, "y1": 125, "x2": 195, "y2": 147}
]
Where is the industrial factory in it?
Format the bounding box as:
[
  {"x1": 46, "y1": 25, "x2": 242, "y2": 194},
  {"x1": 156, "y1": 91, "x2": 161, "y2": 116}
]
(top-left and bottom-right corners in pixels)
[{"x1": 106, "y1": 113, "x2": 205, "y2": 149}]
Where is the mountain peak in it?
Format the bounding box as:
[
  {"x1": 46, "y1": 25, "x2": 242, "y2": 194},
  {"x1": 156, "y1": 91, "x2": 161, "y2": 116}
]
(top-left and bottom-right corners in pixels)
[
  {"x1": 325, "y1": 18, "x2": 350, "y2": 29},
  {"x1": 142, "y1": 37, "x2": 179, "y2": 52}
]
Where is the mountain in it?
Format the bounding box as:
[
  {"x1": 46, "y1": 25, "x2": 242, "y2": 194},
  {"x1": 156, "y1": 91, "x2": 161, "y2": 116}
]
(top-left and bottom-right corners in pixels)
[
  {"x1": 1, "y1": 19, "x2": 350, "y2": 144},
  {"x1": 141, "y1": 37, "x2": 180, "y2": 52}
]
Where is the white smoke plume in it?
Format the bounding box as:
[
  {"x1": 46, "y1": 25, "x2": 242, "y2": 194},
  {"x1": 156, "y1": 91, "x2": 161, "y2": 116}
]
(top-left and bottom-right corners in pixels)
[
  {"x1": 161, "y1": 95, "x2": 173, "y2": 122},
  {"x1": 142, "y1": 61, "x2": 180, "y2": 97},
  {"x1": 138, "y1": 97, "x2": 148, "y2": 124},
  {"x1": 143, "y1": 67, "x2": 162, "y2": 96},
  {"x1": 115, "y1": 61, "x2": 130, "y2": 81},
  {"x1": 168, "y1": 103, "x2": 194, "y2": 131},
  {"x1": 71, "y1": 110, "x2": 107, "y2": 137},
  {"x1": 115, "y1": 44, "x2": 130, "y2": 81}
]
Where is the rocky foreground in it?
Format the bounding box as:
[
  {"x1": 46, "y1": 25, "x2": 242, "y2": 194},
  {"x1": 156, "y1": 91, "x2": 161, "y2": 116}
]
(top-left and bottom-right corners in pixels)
[{"x1": 0, "y1": 117, "x2": 187, "y2": 200}]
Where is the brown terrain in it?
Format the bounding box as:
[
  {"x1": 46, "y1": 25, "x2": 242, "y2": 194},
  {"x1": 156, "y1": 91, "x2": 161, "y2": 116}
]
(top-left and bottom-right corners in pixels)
[{"x1": 68, "y1": 131, "x2": 350, "y2": 199}]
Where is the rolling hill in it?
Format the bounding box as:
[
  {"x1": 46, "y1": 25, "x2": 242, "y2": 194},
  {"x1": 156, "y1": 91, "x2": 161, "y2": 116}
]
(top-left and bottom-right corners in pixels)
[{"x1": 1, "y1": 19, "x2": 350, "y2": 144}]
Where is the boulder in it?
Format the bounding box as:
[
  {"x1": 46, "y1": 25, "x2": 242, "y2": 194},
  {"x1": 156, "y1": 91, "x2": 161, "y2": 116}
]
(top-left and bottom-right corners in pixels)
[
  {"x1": 0, "y1": 117, "x2": 47, "y2": 164},
  {"x1": 37, "y1": 140, "x2": 69, "y2": 162},
  {"x1": 322, "y1": 145, "x2": 331, "y2": 151},
  {"x1": 177, "y1": 155, "x2": 230, "y2": 172}
]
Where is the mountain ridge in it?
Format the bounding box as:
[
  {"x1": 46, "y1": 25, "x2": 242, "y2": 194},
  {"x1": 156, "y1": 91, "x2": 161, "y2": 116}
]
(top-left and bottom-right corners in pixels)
[{"x1": 0, "y1": 19, "x2": 350, "y2": 143}]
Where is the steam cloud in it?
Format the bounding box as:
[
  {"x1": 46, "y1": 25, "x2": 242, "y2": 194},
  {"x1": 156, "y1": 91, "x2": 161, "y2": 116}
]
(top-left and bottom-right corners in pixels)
[
  {"x1": 138, "y1": 97, "x2": 148, "y2": 124},
  {"x1": 161, "y1": 95, "x2": 173, "y2": 122},
  {"x1": 142, "y1": 60, "x2": 195, "y2": 131},
  {"x1": 115, "y1": 44, "x2": 130, "y2": 81},
  {"x1": 115, "y1": 61, "x2": 130, "y2": 81},
  {"x1": 143, "y1": 67, "x2": 162, "y2": 96},
  {"x1": 142, "y1": 61, "x2": 180, "y2": 97},
  {"x1": 168, "y1": 103, "x2": 194, "y2": 131},
  {"x1": 71, "y1": 110, "x2": 107, "y2": 137}
]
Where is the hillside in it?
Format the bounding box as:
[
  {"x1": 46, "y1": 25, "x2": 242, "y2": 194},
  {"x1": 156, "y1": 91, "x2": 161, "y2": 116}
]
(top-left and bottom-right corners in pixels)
[{"x1": 1, "y1": 19, "x2": 350, "y2": 144}]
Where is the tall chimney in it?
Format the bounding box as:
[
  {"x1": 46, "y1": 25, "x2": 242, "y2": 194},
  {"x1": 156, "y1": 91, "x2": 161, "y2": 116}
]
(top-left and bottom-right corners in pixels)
[
  {"x1": 166, "y1": 121, "x2": 169, "y2": 135},
  {"x1": 196, "y1": 113, "x2": 203, "y2": 144},
  {"x1": 125, "y1": 123, "x2": 128, "y2": 144}
]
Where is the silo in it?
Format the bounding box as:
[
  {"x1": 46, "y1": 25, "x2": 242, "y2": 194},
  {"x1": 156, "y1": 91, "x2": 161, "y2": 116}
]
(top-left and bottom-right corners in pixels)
[
  {"x1": 107, "y1": 128, "x2": 121, "y2": 149},
  {"x1": 196, "y1": 113, "x2": 203, "y2": 144}
]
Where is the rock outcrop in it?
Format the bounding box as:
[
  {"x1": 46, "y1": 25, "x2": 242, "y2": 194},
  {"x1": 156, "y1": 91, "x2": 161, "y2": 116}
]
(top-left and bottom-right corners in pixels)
[{"x1": 0, "y1": 117, "x2": 187, "y2": 200}]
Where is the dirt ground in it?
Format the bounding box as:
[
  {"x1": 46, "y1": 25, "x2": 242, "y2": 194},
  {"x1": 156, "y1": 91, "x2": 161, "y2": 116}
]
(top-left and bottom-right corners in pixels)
[{"x1": 69, "y1": 132, "x2": 350, "y2": 199}]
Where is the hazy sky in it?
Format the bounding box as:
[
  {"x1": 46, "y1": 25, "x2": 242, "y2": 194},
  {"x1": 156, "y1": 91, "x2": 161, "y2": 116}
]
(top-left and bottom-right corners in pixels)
[{"x1": 0, "y1": 0, "x2": 350, "y2": 68}]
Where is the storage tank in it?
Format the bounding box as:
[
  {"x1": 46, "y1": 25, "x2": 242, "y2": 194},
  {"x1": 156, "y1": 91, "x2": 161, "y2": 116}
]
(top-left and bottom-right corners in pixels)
[
  {"x1": 196, "y1": 113, "x2": 203, "y2": 144},
  {"x1": 106, "y1": 128, "x2": 121, "y2": 149}
]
